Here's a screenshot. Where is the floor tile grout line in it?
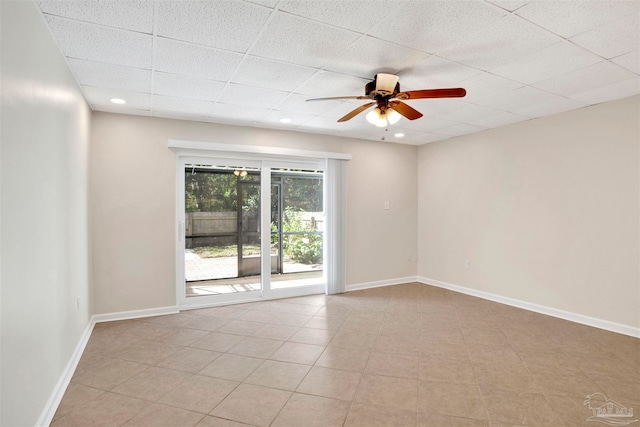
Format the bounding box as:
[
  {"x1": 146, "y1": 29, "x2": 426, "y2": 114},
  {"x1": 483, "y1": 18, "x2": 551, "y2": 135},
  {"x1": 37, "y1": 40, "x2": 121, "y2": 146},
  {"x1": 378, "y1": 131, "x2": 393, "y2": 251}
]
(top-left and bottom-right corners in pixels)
[{"x1": 56, "y1": 284, "x2": 640, "y2": 426}]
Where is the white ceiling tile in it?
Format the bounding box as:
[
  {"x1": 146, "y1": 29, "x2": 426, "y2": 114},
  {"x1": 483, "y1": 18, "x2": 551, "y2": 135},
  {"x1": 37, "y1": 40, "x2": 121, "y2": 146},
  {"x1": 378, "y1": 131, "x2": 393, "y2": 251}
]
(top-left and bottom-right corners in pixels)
[
  {"x1": 153, "y1": 111, "x2": 206, "y2": 122},
  {"x1": 82, "y1": 86, "x2": 151, "y2": 110},
  {"x1": 367, "y1": 129, "x2": 402, "y2": 142},
  {"x1": 279, "y1": 0, "x2": 396, "y2": 33},
  {"x1": 217, "y1": 83, "x2": 289, "y2": 109},
  {"x1": 209, "y1": 103, "x2": 269, "y2": 121},
  {"x1": 39, "y1": 0, "x2": 154, "y2": 33},
  {"x1": 570, "y1": 15, "x2": 640, "y2": 59},
  {"x1": 611, "y1": 50, "x2": 640, "y2": 75},
  {"x1": 399, "y1": 56, "x2": 483, "y2": 90},
  {"x1": 474, "y1": 86, "x2": 538, "y2": 110},
  {"x1": 258, "y1": 109, "x2": 317, "y2": 127},
  {"x1": 508, "y1": 96, "x2": 588, "y2": 118},
  {"x1": 489, "y1": 41, "x2": 603, "y2": 85},
  {"x1": 405, "y1": 116, "x2": 459, "y2": 132},
  {"x1": 459, "y1": 72, "x2": 522, "y2": 102},
  {"x1": 438, "y1": 14, "x2": 561, "y2": 71},
  {"x1": 484, "y1": 0, "x2": 530, "y2": 12},
  {"x1": 67, "y1": 58, "x2": 151, "y2": 92},
  {"x1": 35, "y1": 0, "x2": 637, "y2": 144},
  {"x1": 277, "y1": 93, "x2": 342, "y2": 115},
  {"x1": 515, "y1": 0, "x2": 636, "y2": 38},
  {"x1": 210, "y1": 103, "x2": 268, "y2": 123},
  {"x1": 368, "y1": 1, "x2": 506, "y2": 53},
  {"x1": 405, "y1": 131, "x2": 450, "y2": 144},
  {"x1": 324, "y1": 36, "x2": 429, "y2": 79},
  {"x1": 436, "y1": 123, "x2": 487, "y2": 136},
  {"x1": 231, "y1": 56, "x2": 318, "y2": 92},
  {"x1": 298, "y1": 115, "x2": 362, "y2": 131},
  {"x1": 153, "y1": 72, "x2": 226, "y2": 102},
  {"x1": 409, "y1": 98, "x2": 466, "y2": 119},
  {"x1": 475, "y1": 86, "x2": 586, "y2": 117},
  {"x1": 295, "y1": 72, "x2": 370, "y2": 97},
  {"x1": 468, "y1": 111, "x2": 528, "y2": 128},
  {"x1": 155, "y1": 38, "x2": 243, "y2": 81},
  {"x1": 478, "y1": 86, "x2": 559, "y2": 113},
  {"x1": 153, "y1": 95, "x2": 214, "y2": 116},
  {"x1": 246, "y1": 0, "x2": 279, "y2": 8},
  {"x1": 386, "y1": 139, "x2": 423, "y2": 146},
  {"x1": 45, "y1": 16, "x2": 152, "y2": 68},
  {"x1": 431, "y1": 101, "x2": 506, "y2": 122},
  {"x1": 93, "y1": 105, "x2": 152, "y2": 116},
  {"x1": 156, "y1": 1, "x2": 271, "y2": 52},
  {"x1": 376, "y1": 125, "x2": 411, "y2": 137},
  {"x1": 532, "y1": 61, "x2": 637, "y2": 97},
  {"x1": 249, "y1": 12, "x2": 360, "y2": 68},
  {"x1": 569, "y1": 77, "x2": 640, "y2": 105}
]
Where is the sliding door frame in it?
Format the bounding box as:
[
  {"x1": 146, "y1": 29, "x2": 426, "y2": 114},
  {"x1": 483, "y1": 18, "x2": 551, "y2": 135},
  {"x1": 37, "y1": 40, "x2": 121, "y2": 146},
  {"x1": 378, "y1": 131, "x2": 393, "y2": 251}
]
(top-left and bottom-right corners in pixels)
[
  {"x1": 176, "y1": 155, "x2": 263, "y2": 309},
  {"x1": 261, "y1": 159, "x2": 326, "y2": 301},
  {"x1": 171, "y1": 140, "x2": 350, "y2": 311}
]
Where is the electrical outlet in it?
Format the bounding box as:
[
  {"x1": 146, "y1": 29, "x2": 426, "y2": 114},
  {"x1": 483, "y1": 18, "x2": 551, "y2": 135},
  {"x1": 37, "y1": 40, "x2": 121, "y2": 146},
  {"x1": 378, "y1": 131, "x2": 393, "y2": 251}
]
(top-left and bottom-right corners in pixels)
[
  {"x1": 76, "y1": 296, "x2": 80, "y2": 310},
  {"x1": 384, "y1": 201, "x2": 390, "y2": 210},
  {"x1": 465, "y1": 259, "x2": 470, "y2": 269}
]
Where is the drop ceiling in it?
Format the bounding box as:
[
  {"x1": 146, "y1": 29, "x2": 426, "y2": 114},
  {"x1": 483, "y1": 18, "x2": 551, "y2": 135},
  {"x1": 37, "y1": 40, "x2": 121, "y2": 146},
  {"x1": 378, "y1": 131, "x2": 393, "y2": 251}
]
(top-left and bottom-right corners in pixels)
[{"x1": 37, "y1": 0, "x2": 640, "y2": 145}]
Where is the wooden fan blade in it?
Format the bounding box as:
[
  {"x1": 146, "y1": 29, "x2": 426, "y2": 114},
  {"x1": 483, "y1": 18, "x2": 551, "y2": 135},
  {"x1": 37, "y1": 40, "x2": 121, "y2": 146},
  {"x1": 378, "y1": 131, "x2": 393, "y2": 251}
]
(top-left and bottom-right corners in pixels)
[
  {"x1": 338, "y1": 102, "x2": 376, "y2": 122},
  {"x1": 306, "y1": 95, "x2": 372, "y2": 102},
  {"x1": 389, "y1": 100, "x2": 423, "y2": 120},
  {"x1": 395, "y1": 88, "x2": 466, "y2": 100}
]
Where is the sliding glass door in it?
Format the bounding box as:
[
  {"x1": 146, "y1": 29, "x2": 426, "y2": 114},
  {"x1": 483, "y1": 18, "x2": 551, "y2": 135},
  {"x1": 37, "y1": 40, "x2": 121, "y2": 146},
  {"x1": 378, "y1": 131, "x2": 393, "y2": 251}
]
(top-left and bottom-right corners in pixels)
[
  {"x1": 270, "y1": 171, "x2": 324, "y2": 290},
  {"x1": 184, "y1": 164, "x2": 262, "y2": 298},
  {"x1": 179, "y1": 157, "x2": 325, "y2": 307}
]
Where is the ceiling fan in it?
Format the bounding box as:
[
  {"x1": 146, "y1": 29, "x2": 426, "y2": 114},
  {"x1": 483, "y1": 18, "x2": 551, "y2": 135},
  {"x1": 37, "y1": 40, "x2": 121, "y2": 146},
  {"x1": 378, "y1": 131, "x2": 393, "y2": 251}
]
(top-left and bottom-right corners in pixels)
[{"x1": 306, "y1": 73, "x2": 466, "y2": 127}]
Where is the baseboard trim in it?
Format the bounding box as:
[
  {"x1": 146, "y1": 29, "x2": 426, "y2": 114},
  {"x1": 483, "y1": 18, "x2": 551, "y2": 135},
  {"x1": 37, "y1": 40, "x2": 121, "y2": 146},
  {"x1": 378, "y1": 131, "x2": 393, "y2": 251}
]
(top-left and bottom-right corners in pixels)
[
  {"x1": 36, "y1": 305, "x2": 180, "y2": 425},
  {"x1": 92, "y1": 305, "x2": 180, "y2": 323},
  {"x1": 345, "y1": 276, "x2": 419, "y2": 292},
  {"x1": 35, "y1": 320, "x2": 95, "y2": 427},
  {"x1": 417, "y1": 276, "x2": 640, "y2": 339}
]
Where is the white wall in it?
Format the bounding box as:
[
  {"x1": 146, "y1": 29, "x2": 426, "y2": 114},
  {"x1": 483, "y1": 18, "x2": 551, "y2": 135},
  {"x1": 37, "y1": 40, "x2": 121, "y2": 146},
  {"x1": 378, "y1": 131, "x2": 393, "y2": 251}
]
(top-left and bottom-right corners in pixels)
[
  {"x1": 418, "y1": 96, "x2": 640, "y2": 330},
  {"x1": 0, "y1": 1, "x2": 92, "y2": 426},
  {"x1": 90, "y1": 113, "x2": 418, "y2": 314}
]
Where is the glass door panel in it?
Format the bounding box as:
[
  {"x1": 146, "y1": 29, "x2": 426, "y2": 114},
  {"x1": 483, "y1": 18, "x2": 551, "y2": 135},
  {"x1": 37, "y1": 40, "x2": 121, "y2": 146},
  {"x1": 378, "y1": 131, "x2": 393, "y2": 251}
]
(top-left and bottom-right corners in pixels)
[
  {"x1": 184, "y1": 165, "x2": 261, "y2": 297},
  {"x1": 238, "y1": 180, "x2": 261, "y2": 277},
  {"x1": 271, "y1": 170, "x2": 324, "y2": 290}
]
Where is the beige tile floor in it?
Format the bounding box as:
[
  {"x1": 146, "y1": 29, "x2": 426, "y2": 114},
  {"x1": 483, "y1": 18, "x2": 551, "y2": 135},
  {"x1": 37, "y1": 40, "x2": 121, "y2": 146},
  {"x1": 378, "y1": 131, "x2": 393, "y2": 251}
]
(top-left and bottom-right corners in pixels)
[{"x1": 52, "y1": 283, "x2": 640, "y2": 427}]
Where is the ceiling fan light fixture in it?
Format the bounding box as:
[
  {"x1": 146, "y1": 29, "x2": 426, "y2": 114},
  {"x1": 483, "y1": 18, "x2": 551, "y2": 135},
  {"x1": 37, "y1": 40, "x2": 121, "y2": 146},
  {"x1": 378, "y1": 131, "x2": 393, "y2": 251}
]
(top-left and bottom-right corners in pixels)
[
  {"x1": 387, "y1": 109, "x2": 401, "y2": 125},
  {"x1": 366, "y1": 108, "x2": 387, "y2": 127}
]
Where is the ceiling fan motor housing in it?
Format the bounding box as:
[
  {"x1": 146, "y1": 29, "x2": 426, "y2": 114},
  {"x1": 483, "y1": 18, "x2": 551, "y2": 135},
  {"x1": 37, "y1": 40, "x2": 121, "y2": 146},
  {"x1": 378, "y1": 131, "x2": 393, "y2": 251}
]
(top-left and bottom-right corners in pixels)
[{"x1": 366, "y1": 77, "x2": 400, "y2": 98}]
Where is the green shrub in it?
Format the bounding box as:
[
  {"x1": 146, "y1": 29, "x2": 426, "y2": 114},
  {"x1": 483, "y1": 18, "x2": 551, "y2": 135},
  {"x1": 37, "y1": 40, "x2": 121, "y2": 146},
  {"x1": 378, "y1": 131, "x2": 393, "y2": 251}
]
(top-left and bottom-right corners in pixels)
[
  {"x1": 273, "y1": 207, "x2": 323, "y2": 264},
  {"x1": 287, "y1": 233, "x2": 323, "y2": 264}
]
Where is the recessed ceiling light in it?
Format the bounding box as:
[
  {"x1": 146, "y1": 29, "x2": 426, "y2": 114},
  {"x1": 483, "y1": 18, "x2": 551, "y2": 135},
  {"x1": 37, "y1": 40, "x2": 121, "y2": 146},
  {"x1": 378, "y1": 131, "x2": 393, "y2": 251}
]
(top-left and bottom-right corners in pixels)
[
  {"x1": 394, "y1": 133, "x2": 405, "y2": 138},
  {"x1": 110, "y1": 98, "x2": 127, "y2": 104},
  {"x1": 279, "y1": 118, "x2": 292, "y2": 124}
]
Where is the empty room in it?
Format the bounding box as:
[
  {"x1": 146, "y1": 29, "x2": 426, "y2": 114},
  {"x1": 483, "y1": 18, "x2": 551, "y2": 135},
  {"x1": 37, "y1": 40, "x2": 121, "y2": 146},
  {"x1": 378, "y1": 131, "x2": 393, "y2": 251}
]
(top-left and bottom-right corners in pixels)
[{"x1": 1, "y1": 0, "x2": 639, "y2": 426}]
